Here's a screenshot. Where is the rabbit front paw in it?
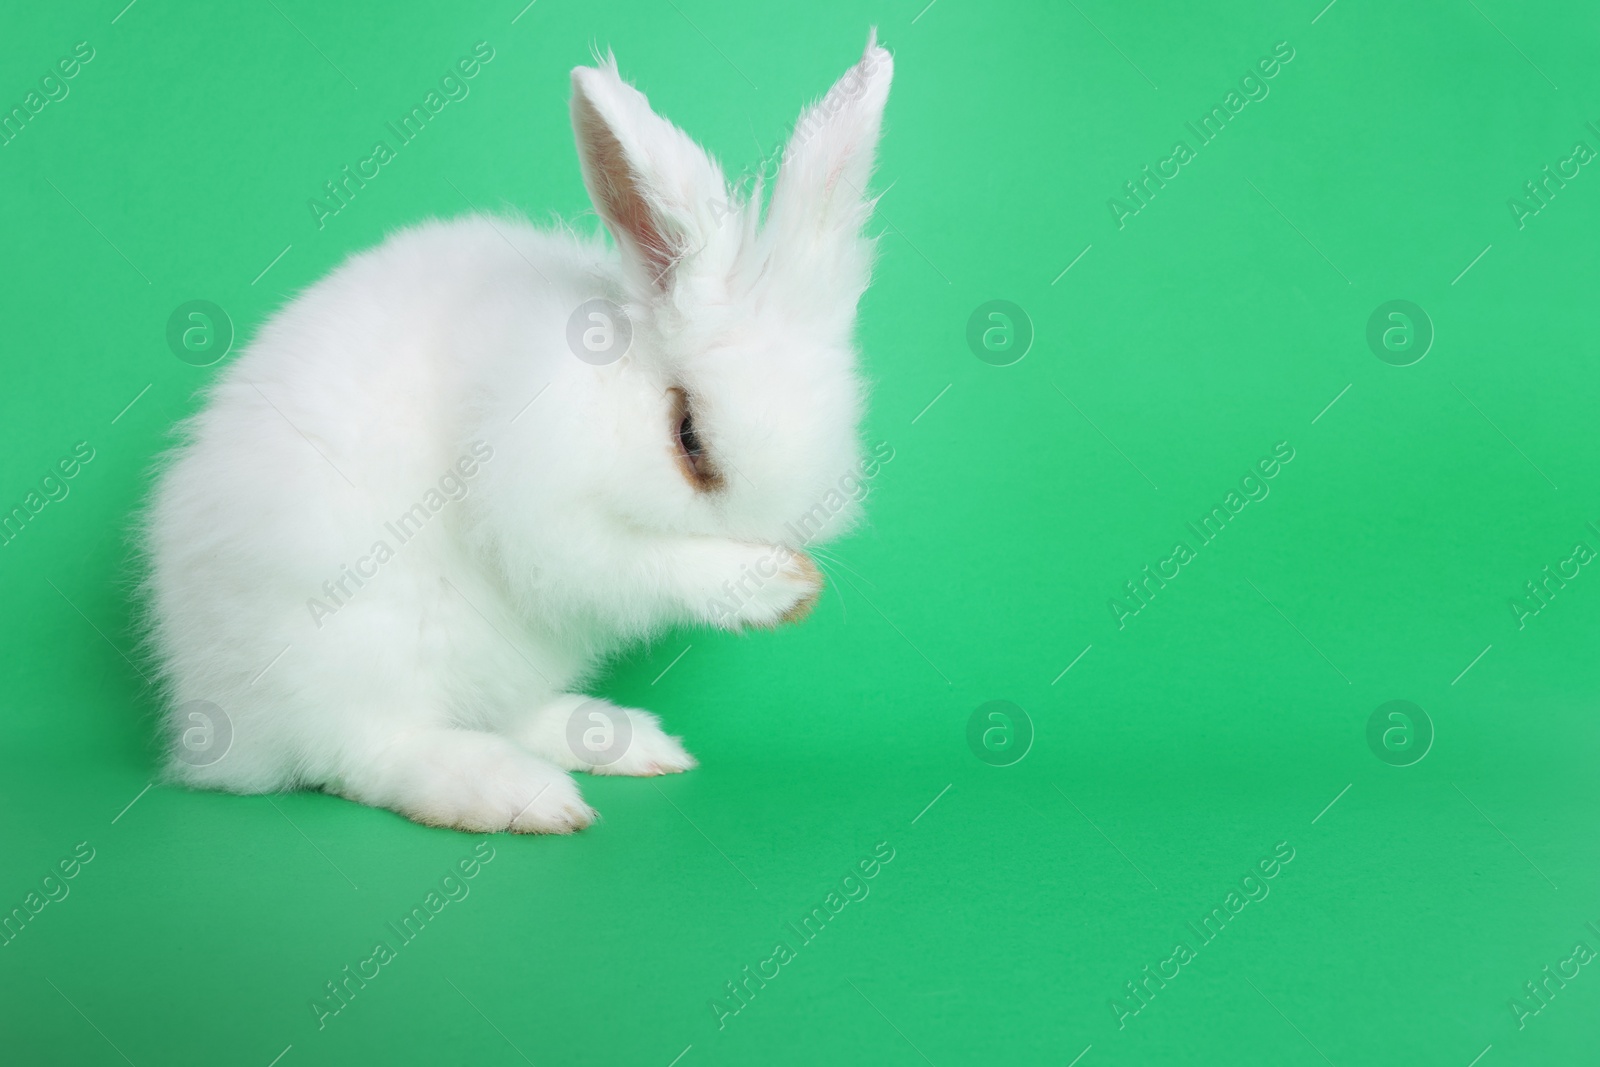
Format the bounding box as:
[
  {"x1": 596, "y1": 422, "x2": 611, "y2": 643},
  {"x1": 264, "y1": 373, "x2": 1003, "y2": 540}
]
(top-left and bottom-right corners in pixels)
[
  {"x1": 339, "y1": 729, "x2": 596, "y2": 834},
  {"x1": 703, "y1": 545, "x2": 822, "y2": 630},
  {"x1": 511, "y1": 697, "x2": 698, "y2": 776}
]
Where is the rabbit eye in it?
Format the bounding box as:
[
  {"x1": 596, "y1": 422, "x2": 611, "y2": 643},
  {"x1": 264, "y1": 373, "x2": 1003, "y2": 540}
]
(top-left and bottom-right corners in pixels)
[{"x1": 668, "y1": 387, "x2": 722, "y2": 491}]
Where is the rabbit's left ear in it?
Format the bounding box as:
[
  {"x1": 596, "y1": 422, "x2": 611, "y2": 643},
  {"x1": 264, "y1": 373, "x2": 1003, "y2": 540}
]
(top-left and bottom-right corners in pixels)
[
  {"x1": 571, "y1": 55, "x2": 727, "y2": 291},
  {"x1": 765, "y1": 31, "x2": 894, "y2": 258}
]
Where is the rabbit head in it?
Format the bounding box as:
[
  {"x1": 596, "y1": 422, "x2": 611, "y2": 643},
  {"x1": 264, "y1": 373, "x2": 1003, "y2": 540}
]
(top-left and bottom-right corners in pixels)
[{"x1": 569, "y1": 31, "x2": 893, "y2": 551}]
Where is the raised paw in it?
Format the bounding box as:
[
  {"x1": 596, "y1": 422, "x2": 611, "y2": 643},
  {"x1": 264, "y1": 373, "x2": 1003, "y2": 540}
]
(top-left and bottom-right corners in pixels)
[{"x1": 709, "y1": 545, "x2": 823, "y2": 630}]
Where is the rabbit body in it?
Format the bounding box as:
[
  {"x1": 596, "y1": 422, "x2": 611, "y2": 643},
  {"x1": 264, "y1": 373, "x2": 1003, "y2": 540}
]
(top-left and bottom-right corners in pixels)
[{"x1": 141, "y1": 36, "x2": 893, "y2": 832}]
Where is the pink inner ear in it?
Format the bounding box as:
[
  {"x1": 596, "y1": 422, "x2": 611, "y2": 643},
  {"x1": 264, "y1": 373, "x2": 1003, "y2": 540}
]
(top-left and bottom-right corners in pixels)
[
  {"x1": 575, "y1": 92, "x2": 676, "y2": 286},
  {"x1": 823, "y1": 134, "x2": 861, "y2": 199}
]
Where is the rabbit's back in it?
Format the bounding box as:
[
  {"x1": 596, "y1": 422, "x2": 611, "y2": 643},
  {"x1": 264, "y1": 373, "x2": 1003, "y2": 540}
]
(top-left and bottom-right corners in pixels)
[{"x1": 141, "y1": 217, "x2": 608, "y2": 727}]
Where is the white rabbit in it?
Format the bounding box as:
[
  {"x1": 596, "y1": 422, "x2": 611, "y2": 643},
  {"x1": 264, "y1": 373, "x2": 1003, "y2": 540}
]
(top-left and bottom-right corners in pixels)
[{"x1": 138, "y1": 33, "x2": 894, "y2": 833}]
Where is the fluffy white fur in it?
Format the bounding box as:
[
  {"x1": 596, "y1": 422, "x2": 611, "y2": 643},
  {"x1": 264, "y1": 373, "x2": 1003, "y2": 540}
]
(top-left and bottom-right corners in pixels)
[{"x1": 139, "y1": 34, "x2": 893, "y2": 832}]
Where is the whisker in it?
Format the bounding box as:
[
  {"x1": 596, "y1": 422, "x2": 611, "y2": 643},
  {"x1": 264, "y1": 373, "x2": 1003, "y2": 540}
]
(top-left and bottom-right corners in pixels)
[
  {"x1": 810, "y1": 557, "x2": 847, "y2": 621},
  {"x1": 809, "y1": 547, "x2": 876, "y2": 588}
]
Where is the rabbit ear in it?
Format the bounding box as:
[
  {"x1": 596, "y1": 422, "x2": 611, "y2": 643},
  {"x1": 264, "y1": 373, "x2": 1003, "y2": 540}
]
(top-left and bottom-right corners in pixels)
[
  {"x1": 764, "y1": 31, "x2": 893, "y2": 260},
  {"x1": 570, "y1": 55, "x2": 727, "y2": 290}
]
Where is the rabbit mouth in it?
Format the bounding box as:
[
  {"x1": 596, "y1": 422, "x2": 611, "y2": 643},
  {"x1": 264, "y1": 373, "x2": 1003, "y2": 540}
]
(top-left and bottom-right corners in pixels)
[{"x1": 667, "y1": 387, "x2": 724, "y2": 492}]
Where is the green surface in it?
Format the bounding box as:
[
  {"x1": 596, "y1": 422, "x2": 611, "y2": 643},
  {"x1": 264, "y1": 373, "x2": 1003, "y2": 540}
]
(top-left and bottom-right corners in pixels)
[{"x1": 3, "y1": 1, "x2": 1598, "y2": 1064}]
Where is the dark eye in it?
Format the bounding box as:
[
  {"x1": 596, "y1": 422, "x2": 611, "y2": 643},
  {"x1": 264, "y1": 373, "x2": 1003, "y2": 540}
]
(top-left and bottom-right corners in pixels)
[{"x1": 668, "y1": 387, "x2": 722, "y2": 491}]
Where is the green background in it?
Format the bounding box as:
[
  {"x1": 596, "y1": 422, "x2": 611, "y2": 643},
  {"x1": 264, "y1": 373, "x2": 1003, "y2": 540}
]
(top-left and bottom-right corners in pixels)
[{"x1": 2, "y1": 0, "x2": 1597, "y2": 1063}]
